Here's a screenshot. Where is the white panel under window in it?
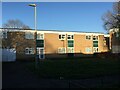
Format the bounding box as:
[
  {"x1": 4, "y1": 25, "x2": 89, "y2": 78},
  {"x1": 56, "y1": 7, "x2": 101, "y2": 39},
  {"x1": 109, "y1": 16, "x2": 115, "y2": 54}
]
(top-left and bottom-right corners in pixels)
[
  {"x1": 25, "y1": 32, "x2": 34, "y2": 39},
  {"x1": 37, "y1": 33, "x2": 44, "y2": 40},
  {"x1": 58, "y1": 47, "x2": 66, "y2": 54},
  {"x1": 67, "y1": 47, "x2": 74, "y2": 53}
]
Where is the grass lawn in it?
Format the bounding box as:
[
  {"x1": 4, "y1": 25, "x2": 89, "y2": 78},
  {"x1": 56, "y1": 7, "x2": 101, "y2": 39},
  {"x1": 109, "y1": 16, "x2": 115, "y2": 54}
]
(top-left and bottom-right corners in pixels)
[{"x1": 27, "y1": 57, "x2": 120, "y2": 79}]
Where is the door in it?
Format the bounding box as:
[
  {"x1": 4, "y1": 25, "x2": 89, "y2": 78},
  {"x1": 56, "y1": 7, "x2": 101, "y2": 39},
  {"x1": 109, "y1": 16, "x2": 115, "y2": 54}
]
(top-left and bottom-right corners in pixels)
[{"x1": 37, "y1": 48, "x2": 45, "y2": 59}]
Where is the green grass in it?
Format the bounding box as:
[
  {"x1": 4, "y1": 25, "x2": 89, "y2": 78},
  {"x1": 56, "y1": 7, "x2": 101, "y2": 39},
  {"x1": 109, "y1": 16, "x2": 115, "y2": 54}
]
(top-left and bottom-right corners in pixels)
[{"x1": 27, "y1": 57, "x2": 120, "y2": 79}]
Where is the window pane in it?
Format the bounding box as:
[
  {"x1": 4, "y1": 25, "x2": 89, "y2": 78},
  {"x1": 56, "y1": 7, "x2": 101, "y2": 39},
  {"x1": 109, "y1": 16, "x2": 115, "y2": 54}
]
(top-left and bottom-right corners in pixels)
[
  {"x1": 25, "y1": 32, "x2": 34, "y2": 39},
  {"x1": 68, "y1": 40, "x2": 73, "y2": 43},
  {"x1": 68, "y1": 40, "x2": 74, "y2": 47},
  {"x1": 36, "y1": 40, "x2": 44, "y2": 47},
  {"x1": 93, "y1": 41, "x2": 98, "y2": 47},
  {"x1": 59, "y1": 35, "x2": 61, "y2": 39},
  {"x1": 93, "y1": 41, "x2": 98, "y2": 43}
]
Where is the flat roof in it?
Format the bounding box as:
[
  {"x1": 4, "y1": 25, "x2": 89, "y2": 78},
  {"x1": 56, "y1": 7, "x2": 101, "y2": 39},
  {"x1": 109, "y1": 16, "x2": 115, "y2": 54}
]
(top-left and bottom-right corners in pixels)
[{"x1": 0, "y1": 28, "x2": 105, "y2": 34}]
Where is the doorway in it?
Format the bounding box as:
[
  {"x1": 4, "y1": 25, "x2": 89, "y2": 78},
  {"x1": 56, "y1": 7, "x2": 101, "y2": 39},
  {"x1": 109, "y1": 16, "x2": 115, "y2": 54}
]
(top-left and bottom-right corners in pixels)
[{"x1": 37, "y1": 48, "x2": 45, "y2": 59}]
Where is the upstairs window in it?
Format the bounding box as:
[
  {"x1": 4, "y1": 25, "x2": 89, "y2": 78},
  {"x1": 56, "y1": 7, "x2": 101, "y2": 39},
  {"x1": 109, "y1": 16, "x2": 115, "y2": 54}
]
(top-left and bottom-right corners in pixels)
[
  {"x1": 2, "y1": 31, "x2": 7, "y2": 38},
  {"x1": 25, "y1": 32, "x2": 34, "y2": 39},
  {"x1": 59, "y1": 34, "x2": 66, "y2": 40},
  {"x1": 67, "y1": 35, "x2": 74, "y2": 40},
  {"x1": 37, "y1": 33, "x2": 44, "y2": 40},
  {"x1": 93, "y1": 36, "x2": 98, "y2": 41},
  {"x1": 86, "y1": 35, "x2": 91, "y2": 40}
]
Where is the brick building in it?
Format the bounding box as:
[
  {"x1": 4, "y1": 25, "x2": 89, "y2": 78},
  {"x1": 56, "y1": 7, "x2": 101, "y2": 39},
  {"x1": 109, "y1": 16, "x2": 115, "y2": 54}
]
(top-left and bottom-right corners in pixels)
[{"x1": 1, "y1": 28, "x2": 110, "y2": 60}]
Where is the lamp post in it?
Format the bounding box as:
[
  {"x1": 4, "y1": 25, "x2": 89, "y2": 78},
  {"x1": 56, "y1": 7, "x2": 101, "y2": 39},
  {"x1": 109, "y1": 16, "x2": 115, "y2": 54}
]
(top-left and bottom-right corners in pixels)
[{"x1": 29, "y1": 4, "x2": 38, "y2": 68}]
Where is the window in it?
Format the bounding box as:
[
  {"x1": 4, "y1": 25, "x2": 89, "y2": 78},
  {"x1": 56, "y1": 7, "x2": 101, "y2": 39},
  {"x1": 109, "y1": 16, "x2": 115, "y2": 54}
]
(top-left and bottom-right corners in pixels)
[
  {"x1": 86, "y1": 35, "x2": 91, "y2": 40},
  {"x1": 93, "y1": 47, "x2": 98, "y2": 53},
  {"x1": 36, "y1": 40, "x2": 44, "y2": 47},
  {"x1": 25, "y1": 48, "x2": 34, "y2": 54},
  {"x1": 58, "y1": 47, "x2": 66, "y2": 54},
  {"x1": 85, "y1": 48, "x2": 92, "y2": 53},
  {"x1": 67, "y1": 47, "x2": 74, "y2": 53},
  {"x1": 25, "y1": 32, "x2": 34, "y2": 39},
  {"x1": 93, "y1": 41, "x2": 98, "y2": 47},
  {"x1": 2, "y1": 31, "x2": 7, "y2": 38},
  {"x1": 68, "y1": 40, "x2": 74, "y2": 47},
  {"x1": 37, "y1": 48, "x2": 44, "y2": 55},
  {"x1": 37, "y1": 33, "x2": 44, "y2": 40},
  {"x1": 67, "y1": 35, "x2": 74, "y2": 40},
  {"x1": 59, "y1": 34, "x2": 65, "y2": 40},
  {"x1": 93, "y1": 36, "x2": 98, "y2": 40}
]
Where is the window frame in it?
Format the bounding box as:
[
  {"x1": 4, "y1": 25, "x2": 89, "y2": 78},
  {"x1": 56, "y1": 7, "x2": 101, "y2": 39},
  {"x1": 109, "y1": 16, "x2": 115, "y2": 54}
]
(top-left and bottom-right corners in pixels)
[
  {"x1": 25, "y1": 32, "x2": 34, "y2": 39},
  {"x1": 67, "y1": 35, "x2": 74, "y2": 40},
  {"x1": 37, "y1": 33, "x2": 44, "y2": 40},
  {"x1": 2, "y1": 31, "x2": 7, "y2": 38},
  {"x1": 93, "y1": 36, "x2": 98, "y2": 41},
  {"x1": 59, "y1": 34, "x2": 66, "y2": 40},
  {"x1": 36, "y1": 40, "x2": 44, "y2": 47},
  {"x1": 68, "y1": 40, "x2": 74, "y2": 47},
  {"x1": 86, "y1": 35, "x2": 91, "y2": 40},
  {"x1": 93, "y1": 41, "x2": 98, "y2": 47},
  {"x1": 67, "y1": 47, "x2": 74, "y2": 53},
  {"x1": 58, "y1": 47, "x2": 66, "y2": 54},
  {"x1": 93, "y1": 47, "x2": 98, "y2": 53},
  {"x1": 25, "y1": 48, "x2": 34, "y2": 54}
]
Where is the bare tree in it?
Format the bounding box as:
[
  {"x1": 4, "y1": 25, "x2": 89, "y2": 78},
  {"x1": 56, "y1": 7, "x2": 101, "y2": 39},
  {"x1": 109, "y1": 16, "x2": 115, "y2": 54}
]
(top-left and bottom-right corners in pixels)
[
  {"x1": 3, "y1": 19, "x2": 30, "y2": 29},
  {"x1": 102, "y1": 2, "x2": 120, "y2": 31}
]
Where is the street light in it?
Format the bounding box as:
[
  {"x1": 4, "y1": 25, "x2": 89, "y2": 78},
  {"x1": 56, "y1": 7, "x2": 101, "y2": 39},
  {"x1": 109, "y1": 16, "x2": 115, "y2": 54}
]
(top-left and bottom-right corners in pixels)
[{"x1": 29, "y1": 4, "x2": 38, "y2": 68}]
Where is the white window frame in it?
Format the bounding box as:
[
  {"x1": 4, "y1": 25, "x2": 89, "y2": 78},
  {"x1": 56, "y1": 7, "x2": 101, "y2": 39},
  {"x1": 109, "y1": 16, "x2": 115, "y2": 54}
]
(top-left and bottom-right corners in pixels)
[
  {"x1": 37, "y1": 33, "x2": 44, "y2": 40},
  {"x1": 93, "y1": 35, "x2": 98, "y2": 41},
  {"x1": 93, "y1": 47, "x2": 98, "y2": 53},
  {"x1": 67, "y1": 47, "x2": 74, "y2": 53},
  {"x1": 25, "y1": 32, "x2": 34, "y2": 39},
  {"x1": 25, "y1": 48, "x2": 34, "y2": 54},
  {"x1": 67, "y1": 35, "x2": 74, "y2": 40},
  {"x1": 59, "y1": 34, "x2": 66, "y2": 40},
  {"x1": 58, "y1": 47, "x2": 66, "y2": 54},
  {"x1": 86, "y1": 35, "x2": 91, "y2": 40}
]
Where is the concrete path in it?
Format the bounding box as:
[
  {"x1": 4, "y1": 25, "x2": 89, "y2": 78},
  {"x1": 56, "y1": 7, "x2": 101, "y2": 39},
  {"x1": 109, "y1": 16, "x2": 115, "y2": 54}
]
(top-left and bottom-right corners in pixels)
[{"x1": 2, "y1": 62, "x2": 120, "y2": 88}]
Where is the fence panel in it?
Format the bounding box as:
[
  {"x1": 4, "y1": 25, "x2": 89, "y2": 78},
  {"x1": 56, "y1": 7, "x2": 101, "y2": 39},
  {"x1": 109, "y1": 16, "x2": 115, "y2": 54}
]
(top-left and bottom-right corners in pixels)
[{"x1": 2, "y1": 48, "x2": 16, "y2": 62}]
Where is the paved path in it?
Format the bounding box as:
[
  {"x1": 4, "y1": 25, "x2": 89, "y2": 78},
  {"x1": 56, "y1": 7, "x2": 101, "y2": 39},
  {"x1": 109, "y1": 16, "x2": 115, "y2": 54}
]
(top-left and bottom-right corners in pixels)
[{"x1": 2, "y1": 62, "x2": 120, "y2": 88}]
